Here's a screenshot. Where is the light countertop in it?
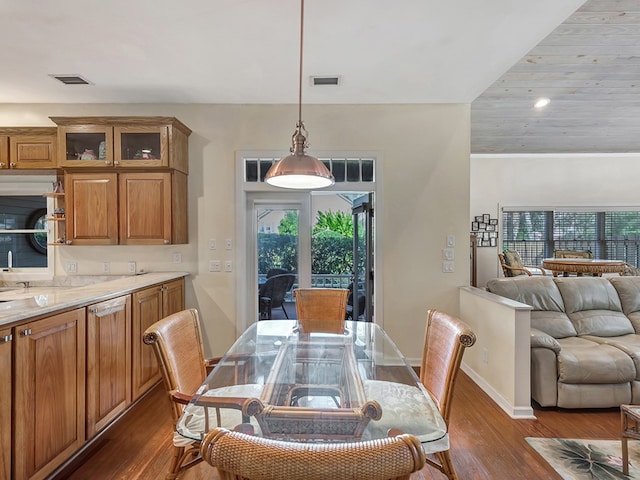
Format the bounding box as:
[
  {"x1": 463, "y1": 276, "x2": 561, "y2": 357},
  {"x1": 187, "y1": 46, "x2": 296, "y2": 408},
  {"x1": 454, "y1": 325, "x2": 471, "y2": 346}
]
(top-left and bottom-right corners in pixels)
[{"x1": 0, "y1": 272, "x2": 188, "y2": 328}]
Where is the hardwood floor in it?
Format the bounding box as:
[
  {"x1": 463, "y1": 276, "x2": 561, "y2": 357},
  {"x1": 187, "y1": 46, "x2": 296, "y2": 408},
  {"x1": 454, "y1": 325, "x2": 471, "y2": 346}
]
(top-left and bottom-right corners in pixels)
[{"x1": 61, "y1": 372, "x2": 621, "y2": 479}]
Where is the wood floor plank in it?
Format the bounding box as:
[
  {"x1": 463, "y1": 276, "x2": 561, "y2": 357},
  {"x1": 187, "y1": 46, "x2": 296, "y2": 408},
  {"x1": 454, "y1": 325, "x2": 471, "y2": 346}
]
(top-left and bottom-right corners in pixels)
[{"x1": 62, "y1": 372, "x2": 621, "y2": 480}]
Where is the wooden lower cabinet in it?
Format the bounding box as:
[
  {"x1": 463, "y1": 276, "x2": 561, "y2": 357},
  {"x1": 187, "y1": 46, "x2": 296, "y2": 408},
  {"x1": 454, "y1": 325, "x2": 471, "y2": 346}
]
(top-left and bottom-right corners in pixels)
[
  {"x1": 86, "y1": 295, "x2": 132, "y2": 438},
  {"x1": 0, "y1": 328, "x2": 12, "y2": 480},
  {"x1": 131, "y1": 278, "x2": 185, "y2": 399},
  {"x1": 13, "y1": 308, "x2": 86, "y2": 480}
]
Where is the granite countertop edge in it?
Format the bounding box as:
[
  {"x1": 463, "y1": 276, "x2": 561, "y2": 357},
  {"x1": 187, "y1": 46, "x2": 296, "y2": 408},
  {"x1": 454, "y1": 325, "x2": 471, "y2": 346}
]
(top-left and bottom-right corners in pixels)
[{"x1": 0, "y1": 272, "x2": 188, "y2": 328}]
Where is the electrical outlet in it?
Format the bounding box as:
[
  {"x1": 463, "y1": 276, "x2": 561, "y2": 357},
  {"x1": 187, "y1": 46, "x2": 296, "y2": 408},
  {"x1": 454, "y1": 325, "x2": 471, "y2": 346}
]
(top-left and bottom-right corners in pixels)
[
  {"x1": 209, "y1": 260, "x2": 221, "y2": 272},
  {"x1": 442, "y1": 261, "x2": 455, "y2": 273},
  {"x1": 173, "y1": 252, "x2": 182, "y2": 264},
  {"x1": 225, "y1": 239, "x2": 233, "y2": 250},
  {"x1": 102, "y1": 262, "x2": 110, "y2": 273},
  {"x1": 209, "y1": 238, "x2": 217, "y2": 250},
  {"x1": 128, "y1": 261, "x2": 137, "y2": 274},
  {"x1": 66, "y1": 262, "x2": 77, "y2": 273},
  {"x1": 224, "y1": 260, "x2": 232, "y2": 272}
]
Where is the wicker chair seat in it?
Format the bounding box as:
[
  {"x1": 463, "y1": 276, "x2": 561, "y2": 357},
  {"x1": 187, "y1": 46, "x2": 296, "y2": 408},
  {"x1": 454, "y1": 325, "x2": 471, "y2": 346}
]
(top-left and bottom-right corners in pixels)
[{"x1": 360, "y1": 379, "x2": 449, "y2": 453}]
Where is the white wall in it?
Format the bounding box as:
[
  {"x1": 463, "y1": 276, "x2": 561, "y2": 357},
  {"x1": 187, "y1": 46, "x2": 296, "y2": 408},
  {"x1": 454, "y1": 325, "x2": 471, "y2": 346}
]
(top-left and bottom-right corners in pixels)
[
  {"x1": 0, "y1": 103, "x2": 470, "y2": 361},
  {"x1": 471, "y1": 153, "x2": 640, "y2": 287}
]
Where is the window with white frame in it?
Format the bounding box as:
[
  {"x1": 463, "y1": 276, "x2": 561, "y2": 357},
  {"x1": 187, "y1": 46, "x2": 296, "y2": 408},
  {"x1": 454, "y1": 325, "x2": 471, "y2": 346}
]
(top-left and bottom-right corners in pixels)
[
  {"x1": 0, "y1": 176, "x2": 54, "y2": 276},
  {"x1": 244, "y1": 156, "x2": 375, "y2": 183}
]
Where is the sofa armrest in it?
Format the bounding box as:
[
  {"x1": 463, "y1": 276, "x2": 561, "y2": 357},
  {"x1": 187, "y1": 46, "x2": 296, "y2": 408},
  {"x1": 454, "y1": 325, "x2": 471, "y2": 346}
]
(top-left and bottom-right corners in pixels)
[{"x1": 530, "y1": 328, "x2": 561, "y2": 353}]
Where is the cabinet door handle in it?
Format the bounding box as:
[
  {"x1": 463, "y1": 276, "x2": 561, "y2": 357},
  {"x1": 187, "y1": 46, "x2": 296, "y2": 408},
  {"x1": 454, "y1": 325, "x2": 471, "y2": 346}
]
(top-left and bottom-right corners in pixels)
[
  {"x1": 20, "y1": 329, "x2": 32, "y2": 336},
  {"x1": 113, "y1": 160, "x2": 119, "y2": 165},
  {"x1": 9, "y1": 162, "x2": 16, "y2": 167},
  {"x1": 0, "y1": 162, "x2": 5, "y2": 167},
  {"x1": 164, "y1": 239, "x2": 170, "y2": 244},
  {"x1": 0, "y1": 334, "x2": 12, "y2": 343}
]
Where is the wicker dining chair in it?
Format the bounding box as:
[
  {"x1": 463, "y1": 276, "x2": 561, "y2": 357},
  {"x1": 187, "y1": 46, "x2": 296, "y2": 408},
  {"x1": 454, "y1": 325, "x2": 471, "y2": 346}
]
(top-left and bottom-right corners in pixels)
[
  {"x1": 200, "y1": 427, "x2": 426, "y2": 480},
  {"x1": 294, "y1": 287, "x2": 349, "y2": 333},
  {"x1": 143, "y1": 309, "x2": 251, "y2": 480},
  {"x1": 419, "y1": 309, "x2": 476, "y2": 480}
]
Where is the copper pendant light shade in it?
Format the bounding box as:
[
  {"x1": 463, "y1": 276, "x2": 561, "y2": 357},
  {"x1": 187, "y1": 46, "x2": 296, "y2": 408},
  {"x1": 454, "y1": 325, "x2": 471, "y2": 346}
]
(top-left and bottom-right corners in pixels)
[{"x1": 265, "y1": 0, "x2": 334, "y2": 190}]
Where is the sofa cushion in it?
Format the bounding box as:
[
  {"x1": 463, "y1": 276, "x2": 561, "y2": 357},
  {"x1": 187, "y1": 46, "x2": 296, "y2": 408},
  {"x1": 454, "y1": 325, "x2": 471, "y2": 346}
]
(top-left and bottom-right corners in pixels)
[
  {"x1": 610, "y1": 276, "x2": 640, "y2": 315},
  {"x1": 556, "y1": 337, "x2": 636, "y2": 384},
  {"x1": 610, "y1": 276, "x2": 640, "y2": 332},
  {"x1": 486, "y1": 277, "x2": 576, "y2": 338},
  {"x1": 554, "y1": 278, "x2": 633, "y2": 337},
  {"x1": 584, "y1": 334, "x2": 640, "y2": 380}
]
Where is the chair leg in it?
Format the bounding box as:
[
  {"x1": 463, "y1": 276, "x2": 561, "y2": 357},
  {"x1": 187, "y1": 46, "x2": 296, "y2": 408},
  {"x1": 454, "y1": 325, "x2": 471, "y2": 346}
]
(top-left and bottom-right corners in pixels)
[
  {"x1": 425, "y1": 451, "x2": 459, "y2": 480},
  {"x1": 166, "y1": 445, "x2": 184, "y2": 480},
  {"x1": 436, "y1": 450, "x2": 459, "y2": 480},
  {"x1": 282, "y1": 304, "x2": 289, "y2": 319},
  {"x1": 166, "y1": 444, "x2": 203, "y2": 480}
]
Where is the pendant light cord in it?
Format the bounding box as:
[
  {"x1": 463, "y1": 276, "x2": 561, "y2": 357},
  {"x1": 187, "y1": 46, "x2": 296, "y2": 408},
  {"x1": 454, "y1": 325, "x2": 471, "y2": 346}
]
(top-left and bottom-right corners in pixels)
[{"x1": 298, "y1": 0, "x2": 304, "y2": 125}]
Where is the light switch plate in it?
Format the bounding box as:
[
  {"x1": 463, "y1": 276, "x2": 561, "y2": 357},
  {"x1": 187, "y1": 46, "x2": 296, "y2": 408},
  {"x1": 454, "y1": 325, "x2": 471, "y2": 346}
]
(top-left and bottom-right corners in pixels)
[
  {"x1": 224, "y1": 260, "x2": 232, "y2": 272},
  {"x1": 443, "y1": 248, "x2": 455, "y2": 260},
  {"x1": 446, "y1": 235, "x2": 455, "y2": 247}
]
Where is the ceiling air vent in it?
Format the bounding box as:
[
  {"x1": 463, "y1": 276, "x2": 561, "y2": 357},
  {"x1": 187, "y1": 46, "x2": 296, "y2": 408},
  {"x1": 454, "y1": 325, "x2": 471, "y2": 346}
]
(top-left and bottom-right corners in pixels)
[
  {"x1": 49, "y1": 74, "x2": 92, "y2": 85},
  {"x1": 311, "y1": 76, "x2": 340, "y2": 86}
]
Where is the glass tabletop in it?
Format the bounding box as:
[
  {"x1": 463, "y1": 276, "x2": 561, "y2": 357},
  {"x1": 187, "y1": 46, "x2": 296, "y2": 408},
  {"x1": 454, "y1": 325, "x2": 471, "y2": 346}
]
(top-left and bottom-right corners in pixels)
[{"x1": 176, "y1": 320, "x2": 447, "y2": 447}]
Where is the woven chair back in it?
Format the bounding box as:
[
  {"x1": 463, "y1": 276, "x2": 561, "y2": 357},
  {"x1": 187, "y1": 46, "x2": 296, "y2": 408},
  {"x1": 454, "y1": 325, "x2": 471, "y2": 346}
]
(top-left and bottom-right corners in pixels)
[
  {"x1": 200, "y1": 427, "x2": 425, "y2": 480},
  {"x1": 420, "y1": 309, "x2": 476, "y2": 424},
  {"x1": 294, "y1": 288, "x2": 349, "y2": 333},
  {"x1": 143, "y1": 308, "x2": 208, "y2": 421}
]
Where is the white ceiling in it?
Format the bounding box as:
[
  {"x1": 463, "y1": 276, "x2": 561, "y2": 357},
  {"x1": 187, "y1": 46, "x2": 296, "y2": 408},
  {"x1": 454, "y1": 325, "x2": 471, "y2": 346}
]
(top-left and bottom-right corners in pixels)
[
  {"x1": 0, "y1": 0, "x2": 583, "y2": 106},
  {"x1": 0, "y1": 0, "x2": 600, "y2": 151}
]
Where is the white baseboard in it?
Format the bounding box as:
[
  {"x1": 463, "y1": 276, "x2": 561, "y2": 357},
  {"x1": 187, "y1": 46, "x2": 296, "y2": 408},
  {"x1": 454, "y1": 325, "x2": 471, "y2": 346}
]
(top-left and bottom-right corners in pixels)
[{"x1": 461, "y1": 363, "x2": 536, "y2": 419}]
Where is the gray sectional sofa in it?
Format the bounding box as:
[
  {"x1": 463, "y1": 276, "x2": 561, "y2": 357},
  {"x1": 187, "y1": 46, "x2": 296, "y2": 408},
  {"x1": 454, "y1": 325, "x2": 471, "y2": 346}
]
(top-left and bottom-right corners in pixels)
[{"x1": 486, "y1": 275, "x2": 640, "y2": 409}]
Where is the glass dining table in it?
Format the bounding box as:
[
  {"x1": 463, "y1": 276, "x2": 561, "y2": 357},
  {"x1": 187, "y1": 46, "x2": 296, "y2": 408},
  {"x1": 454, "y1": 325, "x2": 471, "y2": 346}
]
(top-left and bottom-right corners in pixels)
[{"x1": 176, "y1": 320, "x2": 448, "y2": 451}]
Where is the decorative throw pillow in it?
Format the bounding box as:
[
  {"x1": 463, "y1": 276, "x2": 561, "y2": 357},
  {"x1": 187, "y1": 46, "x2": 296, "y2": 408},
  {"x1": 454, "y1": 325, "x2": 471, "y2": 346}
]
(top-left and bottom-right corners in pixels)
[{"x1": 503, "y1": 250, "x2": 526, "y2": 276}]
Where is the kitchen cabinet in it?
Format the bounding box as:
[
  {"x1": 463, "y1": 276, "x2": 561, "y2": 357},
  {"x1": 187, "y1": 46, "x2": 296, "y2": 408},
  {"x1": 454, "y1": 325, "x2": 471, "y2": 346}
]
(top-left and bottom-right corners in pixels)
[
  {"x1": 64, "y1": 170, "x2": 187, "y2": 245},
  {"x1": 13, "y1": 308, "x2": 86, "y2": 480},
  {"x1": 0, "y1": 328, "x2": 11, "y2": 480},
  {"x1": 0, "y1": 127, "x2": 57, "y2": 170},
  {"x1": 51, "y1": 116, "x2": 190, "y2": 173},
  {"x1": 86, "y1": 295, "x2": 132, "y2": 438},
  {"x1": 64, "y1": 172, "x2": 118, "y2": 245},
  {"x1": 131, "y1": 278, "x2": 184, "y2": 400}
]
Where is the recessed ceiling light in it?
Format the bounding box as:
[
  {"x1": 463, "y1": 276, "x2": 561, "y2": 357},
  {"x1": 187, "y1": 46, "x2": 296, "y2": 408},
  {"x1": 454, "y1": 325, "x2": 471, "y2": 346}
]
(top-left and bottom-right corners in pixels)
[
  {"x1": 534, "y1": 97, "x2": 551, "y2": 109},
  {"x1": 48, "y1": 74, "x2": 92, "y2": 85}
]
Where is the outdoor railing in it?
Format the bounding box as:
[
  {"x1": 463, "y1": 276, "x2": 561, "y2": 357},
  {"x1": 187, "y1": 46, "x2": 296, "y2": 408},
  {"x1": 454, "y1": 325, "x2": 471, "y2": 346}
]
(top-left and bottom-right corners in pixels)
[{"x1": 258, "y1": 273, "x2": 353, "y2": 302}]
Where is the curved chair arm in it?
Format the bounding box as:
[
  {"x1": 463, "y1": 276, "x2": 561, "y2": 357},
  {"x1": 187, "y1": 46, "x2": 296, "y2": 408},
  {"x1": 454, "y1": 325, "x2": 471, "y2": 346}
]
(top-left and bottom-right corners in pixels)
[{"x1": 524, "y1": 265, "x2": 547, "y2": 276}]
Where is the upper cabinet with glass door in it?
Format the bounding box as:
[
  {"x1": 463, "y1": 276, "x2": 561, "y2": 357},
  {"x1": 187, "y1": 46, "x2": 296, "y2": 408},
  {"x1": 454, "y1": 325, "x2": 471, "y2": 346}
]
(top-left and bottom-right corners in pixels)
[{"x1": 50, "y1": 117, "x2": 191, "y2": 173}]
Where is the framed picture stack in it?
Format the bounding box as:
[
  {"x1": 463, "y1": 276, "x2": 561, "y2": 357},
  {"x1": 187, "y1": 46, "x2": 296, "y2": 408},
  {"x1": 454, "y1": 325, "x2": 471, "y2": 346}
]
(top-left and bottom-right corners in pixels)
[{"x1": 471, "y1": 214, "x2": 498, "y2": 247}]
